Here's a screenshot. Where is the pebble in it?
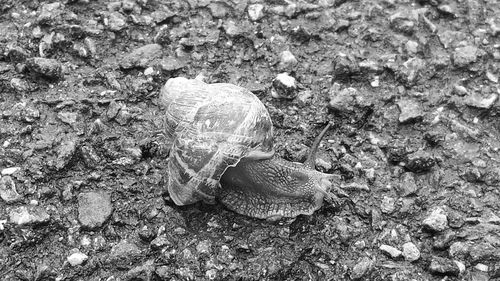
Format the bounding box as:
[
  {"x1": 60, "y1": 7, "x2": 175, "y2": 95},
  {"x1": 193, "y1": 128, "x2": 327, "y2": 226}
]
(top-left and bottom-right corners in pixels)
[
  {"x1": 422, "y1": 207, "x2": 448, "y2": 232},
  {"x1": 400, "y1": 57, "x2": 426, "y2": 85},
  {"x1": 328, "y1": 86, "x2": 358, "y2": 114},
  {"x1": 1, "y1": 167, "x2": 21, "y2": 176},
  {"x1": 464, "y1": 92, "x2": 498, "y2": 109},
  {"x1": 67, "y1": 251, "x2": 88, "y2": 266},
  {"x1": 449, "y1": 241, "x2": 470, "y2": 259},
  {"x1": 10, "y1": 78, "x2": 29, "y2": 92},
  {"x1": 106, "y1": 12, "x2": 127, "y2": 31},
  {"x1": 37, "y1": 2, "x2": 64, "y2": 25},
  {"x1": 405, "y1": 40, "x2": 419, "y2": 56},
  {"x1": 0, "y1": 176, "x2": 22, "y2": 203},
  {"x1": 379, "y1": 244, "x2": 402, "y2": 259},
  {"x1": 150, "y1": 235, "x2": 172, "y2": 250},
  {"x1": 351, "y1": 256, "x2": 373, "y2": 280},
  {"x1": 333, "y1": 54, "x2": 359, "y2": 80},
  {"x1": 405, "y1": 150, "x2": 435, "y2": 173},
  {"x1": 120, "y1": 44, "x2": 163, "y2": 69},
  {"x1": 398, "y1": 172, "x2": 418, "y2": 196},
  {"x1": 56, "y1": 140, "x2": 77, "y2": 170},
  {"x1": 271, "y1": 73, "x2": 297, "y2": 99},
  {"x1": 397, "y1": 99, "x2": 424, "y2": 124},
  {"x1": 402, "y1": 242, "x2": 420, "y2": 262},
  {"x1": 248, "y1": 4, "x2": 265, "y2": 21},
  {"x1": 453, "y1": 45, "x2": 479, "y2": 67},
  {"x1": 196, "y1": 240, "x2": 212, "y2": 254},
  {"x1": 278, "y1": 50, "x2": 298, "y2": 72},
  {"x1": 433, "y1": 230, "x2": 456, "y2": 249},
  {"x1": 380, "y1": 196, "x2": 396, "y2": 214},
  {"x1": 109, "y1": 239, "x2": 141, "y2": 264},
  {"x1": 78, "y1": 192, "x2": 112, "y2": 229},
  {"x1": 57, "y1": 112, "x2": 78, "y2": 125},
  {"x1": 474, "y1": 263, "x2": 488, "y2": 272},
  {"x1": 9, "y1": 205, "x2": 50, "y2": 225},
  {"x1": 26, "y1": 57, "x2": 62, "y2": 79},
  {"x1": 428, "y1": 256, "x2": 460, "y2": 276}
]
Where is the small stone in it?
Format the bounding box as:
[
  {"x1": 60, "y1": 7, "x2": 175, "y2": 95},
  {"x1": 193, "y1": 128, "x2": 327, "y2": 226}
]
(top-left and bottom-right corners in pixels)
[
  {"x1": 474, "y1": 263, "x2": 488, "y2": 272},
  {"x1": 397, "y1": 99, "x2": 424, "y2": 124},
  {"x1": 405, "y1": 150, "x2": 435, "y2": 173},
  {"x1": 464, "y1": 92, "x2": 498, "y2": 109},
  {"x1": 109, "y1": 240, "x2": 141, "y2": 264},
  {"x1": 0, "y1": 176, "x2": 22, "y2": 203},
  {"x1": 423, "y1": 207, "x2": 448, "y2": 232},
  {"x1": 10, "y1": 78, "x2": 29, "y2": 92},
  {"x1": 453, "y1": 45, "x2": 479, "y2": 67},
  {"x1": 150, "y1": 235, "x2": 172, "y2": 250},
  {"x1": 454, "y1": 260, "x2": 466, "y2": 274},
  {"x1": 67, "y1": 251, "x2": 88, "y2": 266},
  {"x1": 433, "y1": 230, "x2": 456, "y2": 249},
  {"x1": 380, "y1": 196, "x2": 396, "y2": 214},
  {"x1": 405, "y1": 40, "x2": 419, "y2": 56},
  {"x1": 449, "y1": 241, "x2": 470, "y2": 259},
  {"x1": 78, "y1": 192, "x2": 113, "y2": 229},
  {"x1": 57, "y1": 112, "x2": 78, "y2": 125},
  {"x1": 9, "y1": 205, "x2": 50, "y2": 225},
  {"x1": 278, "y1": 50, "x2": 298, "y2": 71},
  {"x1": 333, "y1": 54, "x2": 359, "y2": 80},
  {"x1": 206, "y1": 269, "x2": 217, "y2": 280},
  {"x1": 379, "y1": 244, "x2": 402, "y2": 259},
  {"x1": 26, "y1": 57, "x2": 62, "y2": 79},
  {"x1": 429, "y1": 256, "x2": 460, "y2": 276},
  {"x1": 402, "y1": 242, "x2": 420, "y2": 262},
  {"x1": 248, "y1": 4, "x2": 265, "y2": 21},
  {"x1": 328, "y1": 86, "x2": 358, "y2": 114},
  {"x1": 159, "y1": 57, "x2": 186, "y2": 72},
  {"x1": 120, "y1": 44, "x2": 163, "y2": 69},
  {"x1": 271, "y1": 73, "x2": 297, "y2": 99},
  {"x1": 470, "y1": 271, "x2": 489, "y2": 281},
  {"x1": 1, "y1": 167, "x2": 21, "y2": 176},
  {"x1": 398, "y1": 172, "x2": 419, "y2": 196},
  {"x1": 56, "y1": 140, "x2": 77, "y2": 170},
  {"x1": 196, "y1": 240, "x2": 212, "y2": 254},
  {"x1": 351, "y1": 256, "x2": 373, "y2": 280},
  {"x1": 106, "y1": 12, "x2": 127, "y2": 31}
]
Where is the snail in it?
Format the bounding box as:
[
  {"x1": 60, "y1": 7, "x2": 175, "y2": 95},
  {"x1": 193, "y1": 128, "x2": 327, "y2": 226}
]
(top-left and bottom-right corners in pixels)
[{"x1": 159, "y1": 77, "x2": 346, "y2": 219}]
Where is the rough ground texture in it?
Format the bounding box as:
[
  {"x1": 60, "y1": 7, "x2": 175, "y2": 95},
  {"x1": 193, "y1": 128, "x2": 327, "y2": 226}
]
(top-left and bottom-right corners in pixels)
[{"x1": 0, "y1": 0, "x2": 499, "y2": 280}]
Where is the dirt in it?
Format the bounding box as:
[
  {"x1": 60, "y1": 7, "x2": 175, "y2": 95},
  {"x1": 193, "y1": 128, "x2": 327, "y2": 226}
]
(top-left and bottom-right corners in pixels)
[{"x1": 1, "y1": 0, "x2": 499, "y2": 280}]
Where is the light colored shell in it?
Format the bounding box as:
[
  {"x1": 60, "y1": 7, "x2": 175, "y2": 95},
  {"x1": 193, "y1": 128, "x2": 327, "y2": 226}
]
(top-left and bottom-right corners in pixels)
[{"x1": 159, "y1": 77, "x2": 274, "y2": 205}]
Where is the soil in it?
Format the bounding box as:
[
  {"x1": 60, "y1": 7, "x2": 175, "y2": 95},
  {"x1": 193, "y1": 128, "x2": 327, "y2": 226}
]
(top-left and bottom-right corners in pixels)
[{"x1": 1, "y1": 0, "x2": 499, "y2": 280}]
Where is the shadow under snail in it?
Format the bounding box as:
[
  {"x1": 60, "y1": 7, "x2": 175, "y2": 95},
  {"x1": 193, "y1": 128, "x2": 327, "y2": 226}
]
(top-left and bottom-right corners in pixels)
[{"x1": 159, "y1": 77, "x2": 346, "y2": 220}]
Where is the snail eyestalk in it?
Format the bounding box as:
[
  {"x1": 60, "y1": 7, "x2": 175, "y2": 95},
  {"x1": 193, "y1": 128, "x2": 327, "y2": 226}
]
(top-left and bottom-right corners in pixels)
[{"x1": 304, "y1": 122, "x2": 333, "y2": 168}]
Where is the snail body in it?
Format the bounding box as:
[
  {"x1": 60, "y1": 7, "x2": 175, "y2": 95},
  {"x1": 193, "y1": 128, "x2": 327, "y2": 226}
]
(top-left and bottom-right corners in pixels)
[{"x1": 160, "y1": 77, "x2": 339, "y2": 219}]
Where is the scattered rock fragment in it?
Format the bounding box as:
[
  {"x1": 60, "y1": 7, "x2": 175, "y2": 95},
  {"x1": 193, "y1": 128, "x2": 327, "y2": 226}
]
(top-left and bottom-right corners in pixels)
[
  {"x1": 78, "y1": 192, "x2": 113, "y2": 229},
  {"x1": 423, "y1": 207, "x2": 448, "y2": 232},
  {"x1": 248, "y1": 4, "x2": 265, "y2": 21},
  {"x1": 351, "y1": 256, "x2": 373, "y2": 280},
  {"x1": 67, "y1": 251, "x2": 88, "y2": 266},
  {"x1": 9, "y1": 205, "x2": 50, "y2": 225},
  {"x1": 271, "y1": 73, "x2": 297, "y2": 99},
  {"x1": 1, "y1": 167, "x2": 20, "y2": 176},
  {"x1": 402, "y1": 242, "x2": 420, "y2": 262},
  {"x1": 380, "y1": 196, "x2": 396, "y2": 214},
  {"x1": 428, "y1": 256, "x2": 460, "y2": 276},
  {"x1": 328, "y1": 86, "x2": 358, "y2": 114},
  {"x1": 464, "y1": 92, "x2": 498, "y2": 109},
  {"x1": 379, "y1": 244, "x2": 402, "y2": 259},
  {"x1": 397, "y1": 99, "x2": 424, "y2": 124},
  {"x1": 405, "y1": 150, "x2": 435, "y2": 173},
  {"x1": 398, "y1": 172, "x2": 419, "y2": 196},
  {"x1": 278, "y1": 50, "x2": 298, "y2": 72},
  {"x1": 37, "y1": 2, "x2": 64, "y2": 25},
  {"x1": 0, "y1": 176, "x2": 22, "y2": 203},
  {"x1": 109, "y1": 239, "x2": 142, "y2": 265},
  {"x1": 56, "y1": 140, "x2": 77, "y2": 170},
  {"x1": 105, "y1": 12, "x2": 127, "y2": 31},
  {"x1": 26, "y1": 57, "x2": 62, "y2": 79},
  {"x1": 452, "y1": 45, "x2": 479, "y2": 68},
  {"x1": 120, "y1": 44, "x2": 163, "y2": 69}
]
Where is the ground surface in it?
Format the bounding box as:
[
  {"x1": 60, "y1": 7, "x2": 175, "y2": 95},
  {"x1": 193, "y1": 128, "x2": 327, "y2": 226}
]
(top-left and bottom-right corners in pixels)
[{"x1": 1, "y1": 0, "x2": 500, "y2": 280}]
